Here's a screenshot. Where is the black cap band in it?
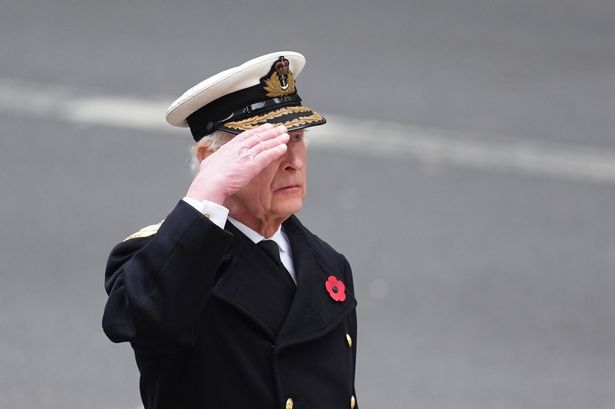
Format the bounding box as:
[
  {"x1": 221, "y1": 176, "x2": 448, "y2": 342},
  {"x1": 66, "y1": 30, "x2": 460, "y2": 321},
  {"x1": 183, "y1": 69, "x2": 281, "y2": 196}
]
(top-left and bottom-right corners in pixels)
[{"x1": 187, "y1": 85, "x2": 302, "y2": 141}]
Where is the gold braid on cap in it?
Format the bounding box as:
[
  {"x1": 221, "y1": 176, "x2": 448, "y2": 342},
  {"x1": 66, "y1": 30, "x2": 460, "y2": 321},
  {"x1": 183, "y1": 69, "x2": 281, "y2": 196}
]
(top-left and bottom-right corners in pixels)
[{"x1": 223, "y1": 106, "x2": 323, "y2": 132}]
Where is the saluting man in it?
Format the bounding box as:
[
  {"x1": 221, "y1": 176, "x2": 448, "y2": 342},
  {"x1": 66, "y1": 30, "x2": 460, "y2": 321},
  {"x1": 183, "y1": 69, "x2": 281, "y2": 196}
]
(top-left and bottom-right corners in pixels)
[{"x1": 103, "y1": 51, "x2": 358, "y2": 409}]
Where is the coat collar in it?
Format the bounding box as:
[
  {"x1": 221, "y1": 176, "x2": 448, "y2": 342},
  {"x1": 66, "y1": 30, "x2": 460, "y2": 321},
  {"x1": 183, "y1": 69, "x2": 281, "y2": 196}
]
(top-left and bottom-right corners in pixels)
[
  {"x1": 275, "y1": 215, "x2": 357, "y2": 349},
  {"x1": 210, "y1": 215, "x2": 357, "y2": 348},
  {"x1": 211, "y1": 221, "x2": 295, "y2": 340}
]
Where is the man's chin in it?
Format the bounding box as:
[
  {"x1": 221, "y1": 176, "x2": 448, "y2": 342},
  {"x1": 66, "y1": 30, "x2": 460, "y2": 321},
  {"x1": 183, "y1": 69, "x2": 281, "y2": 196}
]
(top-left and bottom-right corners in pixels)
[{"x1": 273, "y1": 198, "x2": 304, "y2": 218}]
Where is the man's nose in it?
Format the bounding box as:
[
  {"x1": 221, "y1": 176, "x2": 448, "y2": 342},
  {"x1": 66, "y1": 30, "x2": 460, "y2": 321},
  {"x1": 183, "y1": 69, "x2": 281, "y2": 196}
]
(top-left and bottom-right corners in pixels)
[{"x1": 283, "y1": 145, "x2": 304, "y2": 170}]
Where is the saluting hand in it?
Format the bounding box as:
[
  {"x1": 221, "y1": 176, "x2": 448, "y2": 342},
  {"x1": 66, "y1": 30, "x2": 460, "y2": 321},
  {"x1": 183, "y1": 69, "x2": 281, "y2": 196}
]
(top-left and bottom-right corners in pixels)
[{"x1": 186, "y1": 124, "x2": 290, "y2": 205}]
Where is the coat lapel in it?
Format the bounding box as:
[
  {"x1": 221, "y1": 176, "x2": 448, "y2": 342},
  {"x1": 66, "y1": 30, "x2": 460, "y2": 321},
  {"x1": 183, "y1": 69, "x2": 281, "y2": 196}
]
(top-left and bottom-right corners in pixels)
[
  {"x1": 276, "y1": 216, "x2": 357, "y2": 349},
  {"x1": 211, "y1": 222, "x2": 295, "y2": 340}
]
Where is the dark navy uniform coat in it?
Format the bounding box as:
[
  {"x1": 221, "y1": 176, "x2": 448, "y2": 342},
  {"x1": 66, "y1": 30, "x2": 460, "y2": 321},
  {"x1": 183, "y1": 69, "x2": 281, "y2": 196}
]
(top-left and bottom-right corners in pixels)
[{"x1": 102, "y1": 201, "x2": 358, "y2": 409}]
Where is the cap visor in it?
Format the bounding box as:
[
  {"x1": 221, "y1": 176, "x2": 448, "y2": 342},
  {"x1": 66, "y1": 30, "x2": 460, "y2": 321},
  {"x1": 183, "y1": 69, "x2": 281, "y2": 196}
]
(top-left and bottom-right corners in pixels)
[{"x1": 217, "y1": 105, "x2": 326, "y2": 135}]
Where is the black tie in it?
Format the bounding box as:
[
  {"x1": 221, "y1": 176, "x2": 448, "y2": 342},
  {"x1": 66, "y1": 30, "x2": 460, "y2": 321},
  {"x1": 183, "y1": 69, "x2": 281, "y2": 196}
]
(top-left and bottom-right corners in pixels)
[
  {"x1": 258, "y1": 240, "x2": 285, "y2": 269},
  {"x1": 258, "y1": 240, "x2": 295, "y2": 285}
]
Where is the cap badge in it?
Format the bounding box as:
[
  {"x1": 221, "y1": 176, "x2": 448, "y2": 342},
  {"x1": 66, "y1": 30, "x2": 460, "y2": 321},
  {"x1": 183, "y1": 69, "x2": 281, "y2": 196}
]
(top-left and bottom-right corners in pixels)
[
  {"x1": 262, "y1": 56, "x2": 297, "y2": 97},
  {"x1": 325, "y1": 275, "x2": 346, "y2": 302}
]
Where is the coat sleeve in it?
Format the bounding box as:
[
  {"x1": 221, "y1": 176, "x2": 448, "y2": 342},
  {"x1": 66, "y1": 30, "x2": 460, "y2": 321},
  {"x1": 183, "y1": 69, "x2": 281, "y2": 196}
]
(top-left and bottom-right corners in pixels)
[{"x1": 102, "y1": 200, "x2": 233, "y2": 351}]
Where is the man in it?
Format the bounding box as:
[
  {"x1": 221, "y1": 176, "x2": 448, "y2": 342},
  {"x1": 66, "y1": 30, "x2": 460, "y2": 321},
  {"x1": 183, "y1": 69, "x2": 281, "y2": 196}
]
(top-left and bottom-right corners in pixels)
[{"x1": 103, "y1": 51, "x2": 358, "y2": 409}]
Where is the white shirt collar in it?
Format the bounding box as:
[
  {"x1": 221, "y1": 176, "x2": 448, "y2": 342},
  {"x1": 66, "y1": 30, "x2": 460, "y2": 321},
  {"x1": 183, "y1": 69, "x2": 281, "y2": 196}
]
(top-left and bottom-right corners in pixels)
[
  {"x1": 228, "y1": 217, "x2": 290, "y2": 255},
  {"x1": 228, "y1": 217, "x2": 295, "y2": 282}
]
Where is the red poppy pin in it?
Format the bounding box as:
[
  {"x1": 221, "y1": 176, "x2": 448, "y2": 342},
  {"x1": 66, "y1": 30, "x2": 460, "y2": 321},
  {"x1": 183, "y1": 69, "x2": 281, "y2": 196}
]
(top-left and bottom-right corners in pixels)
[{"x1": 325, "y1": 275, "x2": 346, "y2": 302}]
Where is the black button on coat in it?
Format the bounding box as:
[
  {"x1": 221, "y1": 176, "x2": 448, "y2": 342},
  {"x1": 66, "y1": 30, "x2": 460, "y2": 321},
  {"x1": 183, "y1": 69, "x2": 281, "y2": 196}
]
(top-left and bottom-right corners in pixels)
[{"x1": 102, "y1": 201, "x2": 358, "y2": 409}]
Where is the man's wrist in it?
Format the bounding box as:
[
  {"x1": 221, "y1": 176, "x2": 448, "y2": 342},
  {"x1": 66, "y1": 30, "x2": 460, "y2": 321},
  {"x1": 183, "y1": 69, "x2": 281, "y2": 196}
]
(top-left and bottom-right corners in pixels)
[
  {"x1": 185, "y1": 189, "x2": 227, "y2": 206},
  {"x1": 185, "y1": 177, "x2": 229, "y2": 205}
]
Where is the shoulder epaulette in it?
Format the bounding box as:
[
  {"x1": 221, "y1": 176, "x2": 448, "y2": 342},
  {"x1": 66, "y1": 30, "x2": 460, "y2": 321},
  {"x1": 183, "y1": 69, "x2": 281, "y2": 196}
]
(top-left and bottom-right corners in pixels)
[{"x1": 122, "y1": 221, "x2": 164, "y2": 242}]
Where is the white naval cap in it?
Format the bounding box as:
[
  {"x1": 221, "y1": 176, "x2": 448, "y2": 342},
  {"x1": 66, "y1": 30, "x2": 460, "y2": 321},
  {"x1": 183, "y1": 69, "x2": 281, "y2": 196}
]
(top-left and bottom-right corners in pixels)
[{"x1": 165, "y1": 51, "x2": 325, "y2": 141}]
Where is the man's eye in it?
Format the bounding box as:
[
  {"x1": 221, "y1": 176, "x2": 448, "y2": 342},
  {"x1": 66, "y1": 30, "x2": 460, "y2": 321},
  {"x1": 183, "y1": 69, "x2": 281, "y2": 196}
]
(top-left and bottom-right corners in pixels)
[{"x1": 290, "y1": 134, "x2": 303, "y2": 143}]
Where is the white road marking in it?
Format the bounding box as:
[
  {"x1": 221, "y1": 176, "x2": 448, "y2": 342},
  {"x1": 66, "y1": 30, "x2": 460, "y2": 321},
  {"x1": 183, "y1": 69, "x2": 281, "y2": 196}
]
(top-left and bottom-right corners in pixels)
[
  {"x1": 2, "y1": 78, "x2": 615, "y2": 184},
  {"x1": 314, "y1": 116, "x2": 615, "y2": 184}
]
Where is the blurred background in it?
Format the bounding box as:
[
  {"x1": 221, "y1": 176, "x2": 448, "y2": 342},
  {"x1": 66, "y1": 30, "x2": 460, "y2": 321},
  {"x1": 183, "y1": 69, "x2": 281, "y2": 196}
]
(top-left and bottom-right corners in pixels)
[{"x1": 2, "y1": 0, "x2": 615, "y2": 408}]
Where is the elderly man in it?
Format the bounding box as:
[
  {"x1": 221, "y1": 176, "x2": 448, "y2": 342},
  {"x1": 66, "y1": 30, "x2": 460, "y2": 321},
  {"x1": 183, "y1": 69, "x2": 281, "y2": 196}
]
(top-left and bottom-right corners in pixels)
[{"x1": 102, "y1": 51, "x2": 358, "y2": 409}]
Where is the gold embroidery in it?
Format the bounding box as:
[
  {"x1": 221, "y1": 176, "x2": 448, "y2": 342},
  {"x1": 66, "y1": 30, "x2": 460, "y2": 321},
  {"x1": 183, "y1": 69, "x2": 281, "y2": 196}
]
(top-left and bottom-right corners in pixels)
[
  {"x1": 262, "y1": 56, "x2": 297, "y2": 97},
  {"x1": 263, "y1": 70, "x2": 296, "y2": 97},
  {"x1": 223, "y1": 106, "x2": 323, "y2": 132},
  {"x1": 122, "y1": 221, "x2": 163, "y2": 242},
  {"x1": 280, "y1": 112, "x2": 324, "y2": 129}
]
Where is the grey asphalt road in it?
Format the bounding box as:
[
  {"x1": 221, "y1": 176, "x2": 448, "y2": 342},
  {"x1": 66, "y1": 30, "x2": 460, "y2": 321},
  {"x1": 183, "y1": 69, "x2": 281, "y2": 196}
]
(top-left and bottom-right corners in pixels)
[{"x1": 1, "y1": 1, "x2": 615, "y2": 408}]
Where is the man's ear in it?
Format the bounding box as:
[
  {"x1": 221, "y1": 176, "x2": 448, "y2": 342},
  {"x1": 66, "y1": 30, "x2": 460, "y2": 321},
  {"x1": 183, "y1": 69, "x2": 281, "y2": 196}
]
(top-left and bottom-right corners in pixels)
[{"x1": 196, "y1": 143, "x2": 213, "y2": 162}]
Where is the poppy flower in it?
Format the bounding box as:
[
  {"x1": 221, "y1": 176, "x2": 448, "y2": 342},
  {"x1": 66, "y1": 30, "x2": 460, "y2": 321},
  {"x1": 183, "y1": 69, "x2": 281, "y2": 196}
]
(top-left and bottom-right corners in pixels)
[{"x1": 325, "y1": 275, "x2": 346, "y2": 302}]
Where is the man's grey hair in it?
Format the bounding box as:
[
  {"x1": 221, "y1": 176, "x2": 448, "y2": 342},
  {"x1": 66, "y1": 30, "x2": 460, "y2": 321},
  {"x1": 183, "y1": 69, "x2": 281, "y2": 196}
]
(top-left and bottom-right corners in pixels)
[{"x1": 189, "y1": 130, "x2": 234, "y2": 176}]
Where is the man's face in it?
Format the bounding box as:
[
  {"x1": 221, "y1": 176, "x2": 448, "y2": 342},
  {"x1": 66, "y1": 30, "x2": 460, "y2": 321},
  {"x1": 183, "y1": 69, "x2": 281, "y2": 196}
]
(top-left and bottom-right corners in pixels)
[{"x1": 227, "y1": 130, "x2": 307, "y2": 228}]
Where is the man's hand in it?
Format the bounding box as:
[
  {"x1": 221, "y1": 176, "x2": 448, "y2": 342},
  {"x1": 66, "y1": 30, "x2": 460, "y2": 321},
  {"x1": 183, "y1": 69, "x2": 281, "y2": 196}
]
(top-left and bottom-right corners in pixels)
[{"x1": 186, "y1": 124, "x2": 290, "y2": 204}]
